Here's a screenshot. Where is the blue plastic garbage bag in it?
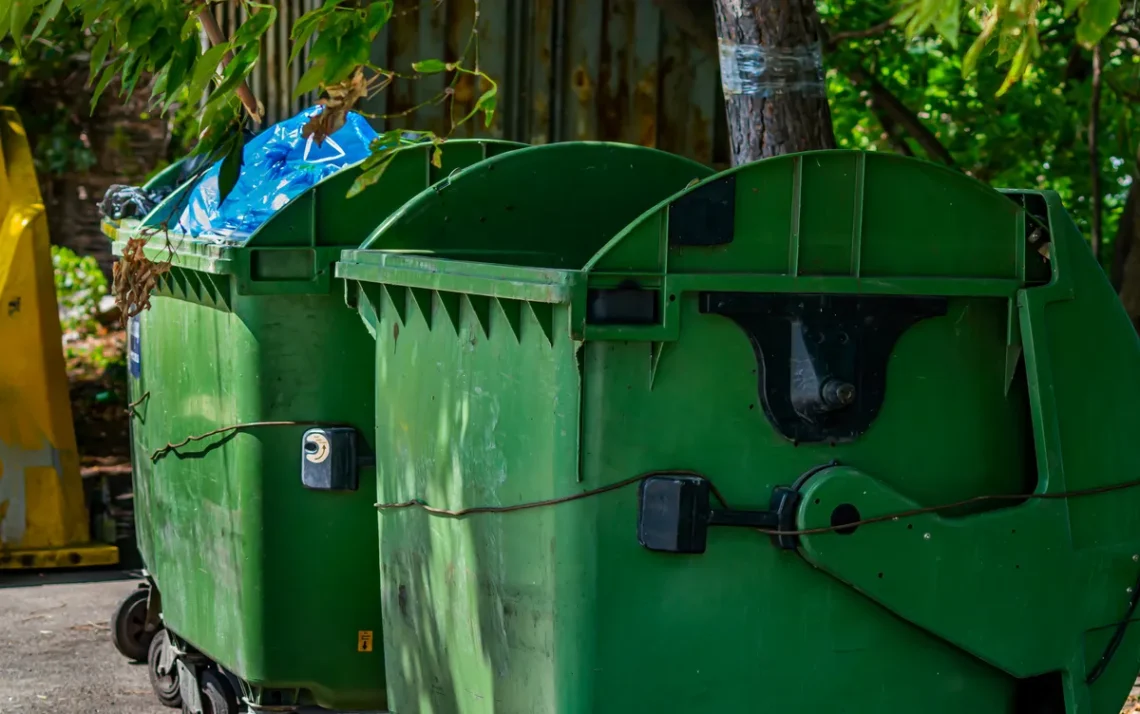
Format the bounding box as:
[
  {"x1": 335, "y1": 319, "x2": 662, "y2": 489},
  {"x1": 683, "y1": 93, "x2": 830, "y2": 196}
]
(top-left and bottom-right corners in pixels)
[{"x1": 176, "y1": 106, "x2": 379, "y2": 242}]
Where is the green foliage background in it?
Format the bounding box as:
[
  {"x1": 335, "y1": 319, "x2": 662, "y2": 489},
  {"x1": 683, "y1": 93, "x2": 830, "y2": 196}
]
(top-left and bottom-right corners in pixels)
[{"x1": 0, "y1": 0, "x2": 1136, "y2": 266}]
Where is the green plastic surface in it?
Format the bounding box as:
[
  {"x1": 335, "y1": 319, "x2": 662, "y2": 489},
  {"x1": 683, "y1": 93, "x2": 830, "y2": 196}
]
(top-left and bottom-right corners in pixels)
[
  {"x1": 112, "y1": 139, "x2": 523, "y2": 710},
  {"x1": 337, "y1": 149, "x2": 1140, "y2": 713}
]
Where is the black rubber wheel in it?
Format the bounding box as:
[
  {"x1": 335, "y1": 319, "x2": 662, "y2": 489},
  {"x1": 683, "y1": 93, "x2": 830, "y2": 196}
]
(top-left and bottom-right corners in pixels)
[
  {"x1": 147, "y1": 629, "x2": 182, "y2": 708},
  {"x1": 110, "y1": 587, "x2": 152, "y2": 662},
  {"x1": 199, "y1": 668, "x2": 239, "y2": 714}
]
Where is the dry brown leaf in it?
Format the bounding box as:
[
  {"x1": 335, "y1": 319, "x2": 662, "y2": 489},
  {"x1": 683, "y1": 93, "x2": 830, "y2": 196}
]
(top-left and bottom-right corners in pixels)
[
  {"x1": 113, "y1": 236, "x2": 171, "y2": 323},
  {"x1": 303, "y1": 67, "x2": 371, "y2": 145}
]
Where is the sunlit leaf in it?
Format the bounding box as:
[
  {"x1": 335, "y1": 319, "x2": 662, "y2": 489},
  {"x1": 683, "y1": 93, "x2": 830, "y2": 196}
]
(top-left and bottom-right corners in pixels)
[
  {"x1": 294, "y1": 59, "x2": 327, "y2": 98},
  {"x1": 348, "y1": 153, "x2": 396, "y2": 198},
  {"x1": 478, "y1": 85, "x2": 498, "y2": 128},
  {"x1": 1076, "y1": 0, "x2": 1119, "y2": 46},
  {"x1": 366, "y1": 1, "x2": 393, "y2": 36},
  {"x1": 207, "y1": 43, "x2": 259, "y2": 106},
  {"x1": 413, "y1": 59, "x2": 448, "y2": 74},
  {"x1": 187, "y1": 43, "x2": 228, "y2": 103},
  {"x1": 231, "y1": 5, "x2": 276, "y2": 48}
]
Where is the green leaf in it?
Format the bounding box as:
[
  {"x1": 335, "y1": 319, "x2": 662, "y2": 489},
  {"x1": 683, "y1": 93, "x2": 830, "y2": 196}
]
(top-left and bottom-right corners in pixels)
[
  {"x1": 207, "y1": 43, "x2": 259, "y2": 107},
  {"x1": 10, "y1": 0, "x2": 38, "y2": 41},
  {"x1": 187, "y1": 43, "x2": 229, "y2": 103},
  {"x1": 121, "y1": 51, "x2": 142, "y2": 97},
  {"x1": 161, "y1": 38, "x2": 197, "y2": 111},
  {"x1": 30, "y1": 0, "x2": 63, "y2": 42},
  {"x1": 218, "y1": 130, "x2": 245, "y2": 205},
  {"x1": 413, "y1": 59, "x2": 447, "y2": 74},
  {"x1": 231, "y1": 5, "x2": 276, "y2": 48},
  {"x1": 934, "y1": 5, "x2": 961, "y2": 48},
  {"x1": 1063, "y1": 0, "x2": 1086, "y2": 15},
  {"x1": 997, "y1": 33, "x2": 1033, "y2": 95},
  {"x1": 366, "y1": 1, "x2": 393, "y2": 36},
  {"x1": 478, "y1": 86, "x2": 498, "y2": 128},
  {"x1": 126, "y1": 5, "x2": 157, "y2": 48},
  {"x1": 290, "y1": 11, "x2": 323, "y2": 65},
  {"x1": 150, "y1": 66, "x2": 169, "y2": 107},
  {"x1": 323, "y1": 32, "x2": 371, "y2": 84},
  {"x1": 294, "y1": 59, "x2": 327, "y2": 98},
  {"x1": 88, "y1": 31, "x2": 111, "y2": 83},
  {"x1": 348, "y1": 153, "x2": 395, "y2": 198},
  {"x1": 90, "y1": 55, "x2": 124, "y2": 110},
  {"x1": 1076, "y1": 0, "x2": 1119, "y2": 46}
]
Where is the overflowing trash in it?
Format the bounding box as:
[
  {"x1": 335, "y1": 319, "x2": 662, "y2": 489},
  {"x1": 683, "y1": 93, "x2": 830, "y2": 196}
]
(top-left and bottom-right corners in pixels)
[
  {"x1": 98, "y1": 184, "x2": 174, "y2": 221},
  {"x1": 175, "y1": 105, "x2": 380, "y2": 243}
]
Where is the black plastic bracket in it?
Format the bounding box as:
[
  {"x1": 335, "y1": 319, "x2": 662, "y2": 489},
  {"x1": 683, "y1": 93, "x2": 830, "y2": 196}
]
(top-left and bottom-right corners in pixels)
[
  {"x1": 637, "y1": 474, "x2": 802, "y2": 554},
  {"x1": 586, "y1": 280, "x2": 659, "y2": 325},
  {"x1": 300, "y1": 427, "x2": 372, "y2": 492},
  {"x1": 700, "y1": 292, "x2": 948, "y2": 443}
]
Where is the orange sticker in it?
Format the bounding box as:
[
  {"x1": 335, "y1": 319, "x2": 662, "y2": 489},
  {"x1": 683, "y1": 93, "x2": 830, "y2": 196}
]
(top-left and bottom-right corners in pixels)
[{"x1": 358, "y1": 630, "x2": 374, "y2": 652}]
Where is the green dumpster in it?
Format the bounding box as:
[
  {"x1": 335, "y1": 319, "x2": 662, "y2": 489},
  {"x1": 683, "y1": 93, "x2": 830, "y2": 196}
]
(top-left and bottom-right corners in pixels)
[
  {"x1": 338, "y1": 149, "x2": 1140, "y2": 713},
  {"x1": 103, "y1": 139, "x2": 522, "y2": 714}
]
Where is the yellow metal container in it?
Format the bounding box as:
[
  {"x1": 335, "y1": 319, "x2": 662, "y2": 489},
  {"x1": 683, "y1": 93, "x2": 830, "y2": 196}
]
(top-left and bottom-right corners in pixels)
[{"x1": 0, "y1": 107, "x2": 117, "y2": 569}]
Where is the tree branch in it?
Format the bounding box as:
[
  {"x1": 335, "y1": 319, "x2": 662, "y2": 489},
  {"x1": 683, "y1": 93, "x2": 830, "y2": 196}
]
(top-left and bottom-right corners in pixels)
[
  {"x1": 198, "y1": 8, "x2": 262, "y2": 123},
  {"x1": 841, "y1": 63, "x2": 956, "y2": 167},
  {"x1": 1090, "y1": 44, "x2": 1104, "y2": 260},
  {"x1": 826, "y1": 20, "x2": 893, "y2": 49},
  {"x1": 868, "y1": 99, "x2": 916, "y2": 157}
]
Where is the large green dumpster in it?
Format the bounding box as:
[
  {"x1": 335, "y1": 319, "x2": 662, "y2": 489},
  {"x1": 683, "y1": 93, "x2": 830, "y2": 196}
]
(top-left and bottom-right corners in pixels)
[
  {"x1": 103, "y1": 139, "x2": 522, "y2": 713},
  {"x1": 338, "y1": 149, "x2": 1140, "y2": 713}
]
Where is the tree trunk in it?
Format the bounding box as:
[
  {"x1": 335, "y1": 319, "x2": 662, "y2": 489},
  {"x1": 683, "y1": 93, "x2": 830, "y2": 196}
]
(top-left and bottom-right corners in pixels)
[
  {"x1": 1113, "y1": 181, "x2": 1140, "y2": 330},
  {"x1": 714, "y1": 0, "x2": 836, "y2": 165}
]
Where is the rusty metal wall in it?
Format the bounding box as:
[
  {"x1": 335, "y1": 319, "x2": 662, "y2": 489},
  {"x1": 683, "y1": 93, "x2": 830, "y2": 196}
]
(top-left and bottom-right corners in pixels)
[{"x1": 213, "y1": 0, "x2": 727, "y2": 166}]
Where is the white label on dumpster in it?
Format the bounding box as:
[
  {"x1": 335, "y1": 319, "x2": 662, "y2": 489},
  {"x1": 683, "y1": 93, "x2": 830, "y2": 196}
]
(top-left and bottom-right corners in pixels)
[{"x1": 305, "y1": 433, "x2": 330, "y2": 464}]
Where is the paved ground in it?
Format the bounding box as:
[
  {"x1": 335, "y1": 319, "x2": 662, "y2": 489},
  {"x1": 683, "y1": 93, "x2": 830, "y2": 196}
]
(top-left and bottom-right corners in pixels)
[
  {"x1": 0, "y1": 570, "x2": 163, "y2": 714},
  {"x1": 3, "y1": 569, "x2": 1140, "y2": 714}
]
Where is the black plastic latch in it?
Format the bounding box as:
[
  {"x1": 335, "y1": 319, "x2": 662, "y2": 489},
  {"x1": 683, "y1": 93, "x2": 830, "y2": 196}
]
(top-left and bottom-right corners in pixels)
[
  {"x1": 301, "y1": 428, "x2": 364, "y2": 492},
  {"x1": 637, "y1": 474, "x2": 802, "y2": 554}
]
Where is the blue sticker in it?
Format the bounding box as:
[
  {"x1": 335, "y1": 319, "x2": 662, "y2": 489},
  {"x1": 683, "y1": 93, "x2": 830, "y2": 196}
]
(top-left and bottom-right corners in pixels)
[{"x1": 128, "y1": 316, "x2": 141, "y2": 379}]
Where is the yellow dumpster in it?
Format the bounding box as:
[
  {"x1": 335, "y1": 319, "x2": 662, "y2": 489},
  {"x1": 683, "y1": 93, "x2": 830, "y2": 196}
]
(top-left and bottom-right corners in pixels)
[{"x1": 0, "y1": 106, "x2": 118, "y2": 570}]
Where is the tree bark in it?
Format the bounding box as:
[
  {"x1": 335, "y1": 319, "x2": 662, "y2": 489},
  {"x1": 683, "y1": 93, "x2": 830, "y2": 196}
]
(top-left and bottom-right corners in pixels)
[
  {"x1": 1089, "y1": 44, "x2": 1104, "y2": 260},
  {"x1": 1113, "y1": 182, "x2": 1140, "y2": 332},
  {"x1": 714, "y1": 0, "x2": 836, "y2": 164}
]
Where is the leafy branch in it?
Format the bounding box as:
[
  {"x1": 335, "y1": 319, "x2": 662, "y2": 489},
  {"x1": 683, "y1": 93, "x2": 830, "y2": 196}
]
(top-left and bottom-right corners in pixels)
[{"x1": 893, "y1": 0, "x2": 1123, "y2": 94}]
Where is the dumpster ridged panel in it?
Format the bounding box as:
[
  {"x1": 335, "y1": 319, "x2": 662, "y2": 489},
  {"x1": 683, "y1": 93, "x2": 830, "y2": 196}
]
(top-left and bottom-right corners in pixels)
[
  {"x1": 341, "y1": 149, "x2": 1140, "y2": 713},
  {"x1": 119, "y1": 141, "x2": 525, "y2": 710}
]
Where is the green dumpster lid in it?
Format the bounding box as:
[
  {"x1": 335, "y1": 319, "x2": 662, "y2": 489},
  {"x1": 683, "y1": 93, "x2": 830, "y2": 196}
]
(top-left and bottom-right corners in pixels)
[
  {"x1": 353, "y1": 142, "x2": 714, "y2": 268},
  {"x1": 103, "y1": 139, "x2": 525, "y2": 281}
]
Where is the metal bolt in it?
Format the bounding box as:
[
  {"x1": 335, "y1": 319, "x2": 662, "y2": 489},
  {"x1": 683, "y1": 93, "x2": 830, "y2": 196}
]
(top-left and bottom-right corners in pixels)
[
  {"x1": 836, "y1": 383, "x2": 856, "y2": 404},
  {"x1": 923, "y1": 533, "x2": 931, "y2": 540},
  {"x1": 821, "y1": 379, "x2": 857, "y2": 409}
]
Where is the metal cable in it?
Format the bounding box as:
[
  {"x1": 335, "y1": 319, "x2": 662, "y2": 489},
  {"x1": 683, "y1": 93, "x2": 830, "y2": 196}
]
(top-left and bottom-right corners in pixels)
[{"x1": 150, "y1": 420, "x2": 350, "y2": 462}]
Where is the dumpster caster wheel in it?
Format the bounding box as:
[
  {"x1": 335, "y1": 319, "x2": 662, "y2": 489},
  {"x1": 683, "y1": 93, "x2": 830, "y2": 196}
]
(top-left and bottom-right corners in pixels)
[
  {"x1": 111, "y1": 587, "x2": 152, "y2": 662},
  {"x1": 148, "y1": 630, "x2": 181, "y2": 708},
  {"x1": 197, "y1": 669, "x2": 239, "y2": 714}
]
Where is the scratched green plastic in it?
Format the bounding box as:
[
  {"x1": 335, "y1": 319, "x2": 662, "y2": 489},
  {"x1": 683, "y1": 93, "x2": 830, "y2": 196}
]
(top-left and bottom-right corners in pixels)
[
  {"x1": 109, "y1": 140, "x2": 522, "y2": 711},
  {"x1": 339, "y1": 148, "x2": 1140, "y2": 713}
]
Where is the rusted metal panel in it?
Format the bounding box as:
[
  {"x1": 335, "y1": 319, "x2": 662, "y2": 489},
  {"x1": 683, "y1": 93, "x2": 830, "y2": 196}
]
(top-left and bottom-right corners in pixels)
[{"x1": 212, "y1": 0, "x2": 725, "y2": 165}]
